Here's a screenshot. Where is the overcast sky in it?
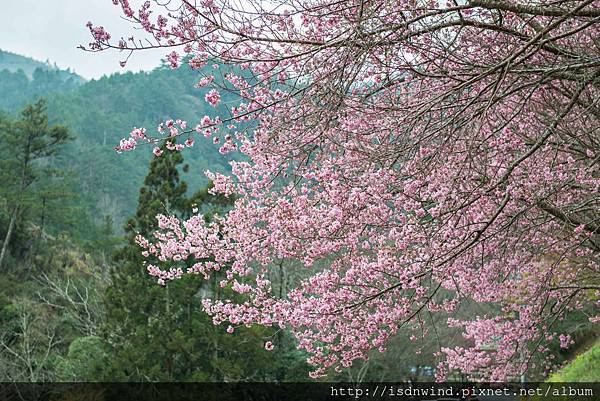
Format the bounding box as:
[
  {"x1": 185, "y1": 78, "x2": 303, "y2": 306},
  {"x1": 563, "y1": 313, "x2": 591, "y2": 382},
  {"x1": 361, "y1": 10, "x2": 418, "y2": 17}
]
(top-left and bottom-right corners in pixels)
[{"x1": 0, "y1": 0, "x2": 165, "y2": 80}]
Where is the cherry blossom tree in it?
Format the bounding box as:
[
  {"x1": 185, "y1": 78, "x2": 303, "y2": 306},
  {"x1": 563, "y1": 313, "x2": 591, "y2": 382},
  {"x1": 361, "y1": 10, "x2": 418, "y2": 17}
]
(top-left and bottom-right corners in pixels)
[{"x1": 84, "y1": 0, "x2": 600, "y2": 380}]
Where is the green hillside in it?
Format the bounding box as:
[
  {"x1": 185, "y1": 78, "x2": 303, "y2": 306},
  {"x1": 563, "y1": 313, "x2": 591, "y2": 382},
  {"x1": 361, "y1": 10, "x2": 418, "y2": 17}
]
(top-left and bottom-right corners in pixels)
[
  {"x1": 548, "y1": 340, "x2": 600, "y2": 382},
  {"x1": 0, "y1": 50, "x2": 234, "y2": 237}
]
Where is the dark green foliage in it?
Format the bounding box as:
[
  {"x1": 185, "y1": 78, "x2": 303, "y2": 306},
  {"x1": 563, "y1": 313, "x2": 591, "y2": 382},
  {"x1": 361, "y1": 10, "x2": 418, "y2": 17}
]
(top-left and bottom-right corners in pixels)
[
  {"x1": 0, "y1": 99, "x2": 71, "y2": 190},
  {"x1": 0, "y1": 100, "x2": 73, "y2": 270},
  {"x1": 103, "y1": 143, "x2": 308, "y2": 381},
  {"x1": 0, "y1": 235, "x2": 109, "y2": 381},
  {"x1": 54, "y1": 336, "x2": 109, "y2": 381},
  {"x1": 103, "y1": 141, "x2": 190, "y2": 380}
]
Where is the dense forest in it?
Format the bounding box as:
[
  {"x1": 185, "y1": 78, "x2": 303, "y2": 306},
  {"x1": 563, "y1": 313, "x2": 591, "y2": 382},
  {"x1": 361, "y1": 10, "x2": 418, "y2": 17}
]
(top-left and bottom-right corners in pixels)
[
  {"x1": 0, "y1": 49, "x2": 596, "y2": 382},
  {"x1": 0, "y1": 49, "x2": 235, "y2": 235}
]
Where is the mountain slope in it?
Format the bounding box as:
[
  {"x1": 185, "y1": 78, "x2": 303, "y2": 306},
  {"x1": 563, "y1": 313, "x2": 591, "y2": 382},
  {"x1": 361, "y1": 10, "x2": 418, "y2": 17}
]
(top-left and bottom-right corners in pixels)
[
  {"x1": 0, "y1": 51, "x2": 234, "y2": 235},
  {"x1": 0, "y1": 49, "x2": 84, "y2": 82}
]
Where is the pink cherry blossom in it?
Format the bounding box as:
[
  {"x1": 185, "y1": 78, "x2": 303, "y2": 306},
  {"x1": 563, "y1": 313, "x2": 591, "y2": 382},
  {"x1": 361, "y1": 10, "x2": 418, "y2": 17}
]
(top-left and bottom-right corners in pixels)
[
  {"x1": 152, "y1": 147, "x2": 163, "y2": 157},
  {"x1": 94, "y1": 0, "x2": 600, "y2": 381},
  {"x1": 205, "y1": 89, "x2": 221, "y2": 107}
]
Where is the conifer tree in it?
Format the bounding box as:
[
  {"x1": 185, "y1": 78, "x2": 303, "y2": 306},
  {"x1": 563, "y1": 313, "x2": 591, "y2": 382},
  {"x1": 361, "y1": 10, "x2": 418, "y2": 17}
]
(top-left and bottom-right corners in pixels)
[
  {"x1": 0, "y1": 99, "x2": 70, "y2": 270},
  {"x1": 104, "y1": 141, "x2": 190, "y2": 380},
  {"x1": 104, "y1": 143, "x2": 305, "y2": 380}
]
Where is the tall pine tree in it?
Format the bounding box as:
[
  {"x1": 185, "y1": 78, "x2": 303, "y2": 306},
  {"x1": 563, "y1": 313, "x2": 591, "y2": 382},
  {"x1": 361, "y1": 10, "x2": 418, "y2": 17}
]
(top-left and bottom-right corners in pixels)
[
  {"x1": 103, "y1": 143, "x2": 304, "y2": 381},
  {"x1": 104, "y1": 141, "x2": 192, "y2": 380},
  {"x1": 0, "y1": 99, "x2": 71, "y2": 270}
]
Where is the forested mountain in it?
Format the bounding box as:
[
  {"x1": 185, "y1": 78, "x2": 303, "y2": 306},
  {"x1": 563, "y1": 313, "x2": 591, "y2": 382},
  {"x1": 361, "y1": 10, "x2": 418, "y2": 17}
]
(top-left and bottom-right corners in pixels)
[
  {"x1": 0, "y1": 50, "x2": 234, "y2": 240},
  {"x1": 0, "y1": 50, "x2": 84, "y2": 83}
]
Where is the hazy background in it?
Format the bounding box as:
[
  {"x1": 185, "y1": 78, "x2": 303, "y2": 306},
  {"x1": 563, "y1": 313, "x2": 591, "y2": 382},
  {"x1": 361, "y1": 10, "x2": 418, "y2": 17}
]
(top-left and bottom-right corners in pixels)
[{"x1": 0, "y1": 0, "x2": 163, "y2": 79}]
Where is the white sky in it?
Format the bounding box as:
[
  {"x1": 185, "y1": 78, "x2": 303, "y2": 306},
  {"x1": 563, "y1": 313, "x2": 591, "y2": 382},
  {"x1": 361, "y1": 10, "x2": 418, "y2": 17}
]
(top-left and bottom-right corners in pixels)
[{"x1": 0, "y1": 0, "x2": 165, "y2": 80}]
